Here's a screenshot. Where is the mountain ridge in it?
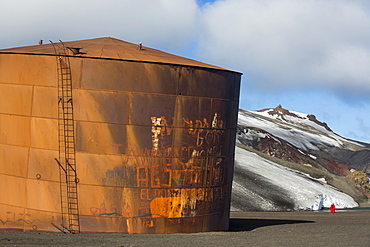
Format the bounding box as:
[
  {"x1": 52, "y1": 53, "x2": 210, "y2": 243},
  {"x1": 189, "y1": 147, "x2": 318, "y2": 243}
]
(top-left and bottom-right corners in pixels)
[{"x1": 237, "y1": 105, "x2": 370, "y2": 175}]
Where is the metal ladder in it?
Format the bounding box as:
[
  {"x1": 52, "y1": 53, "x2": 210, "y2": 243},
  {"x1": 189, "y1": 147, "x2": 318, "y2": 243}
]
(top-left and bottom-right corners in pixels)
[{"x1": 51, "y1": 40, "x2": 80, "y2": 233}]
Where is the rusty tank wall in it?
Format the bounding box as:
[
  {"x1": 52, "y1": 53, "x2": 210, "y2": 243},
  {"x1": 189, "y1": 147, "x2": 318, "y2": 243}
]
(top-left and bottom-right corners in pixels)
[{"x1": 0, "y1": 52, "x2": 241, "y2": 233}]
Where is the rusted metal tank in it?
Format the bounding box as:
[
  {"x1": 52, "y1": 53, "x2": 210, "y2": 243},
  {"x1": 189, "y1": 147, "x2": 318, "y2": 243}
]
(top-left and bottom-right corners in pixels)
[{"x1": 0, "y1": 37, "x2": 241, "y2": 233}]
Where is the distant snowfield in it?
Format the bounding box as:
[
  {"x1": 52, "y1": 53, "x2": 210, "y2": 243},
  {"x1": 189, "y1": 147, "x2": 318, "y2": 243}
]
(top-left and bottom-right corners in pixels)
[{"x1": 231, "y1": 147, "x2": 359, "y2": 211}]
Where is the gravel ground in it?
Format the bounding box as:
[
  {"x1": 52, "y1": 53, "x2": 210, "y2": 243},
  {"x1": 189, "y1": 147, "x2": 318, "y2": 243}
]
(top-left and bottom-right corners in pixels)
[{"x1": 1, "y1": 210, "x2": 369, "y2": 247}]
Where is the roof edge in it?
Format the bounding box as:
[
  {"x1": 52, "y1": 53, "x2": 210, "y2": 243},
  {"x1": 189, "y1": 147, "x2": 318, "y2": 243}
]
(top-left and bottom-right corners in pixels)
[{"x1": 0, "y1": 50, "x2": 243, "y2": 75}]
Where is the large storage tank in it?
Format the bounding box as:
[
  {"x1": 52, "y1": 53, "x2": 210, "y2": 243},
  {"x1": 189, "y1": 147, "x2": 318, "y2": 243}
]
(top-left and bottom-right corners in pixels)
[{"x1": 0, "y1": 37, "x2": 241, "y2": 233}]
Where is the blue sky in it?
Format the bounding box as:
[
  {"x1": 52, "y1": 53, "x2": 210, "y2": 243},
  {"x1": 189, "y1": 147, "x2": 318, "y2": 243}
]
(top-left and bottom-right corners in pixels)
[{"x1": 1, "y1": 0, "x2": 369, "y2": 143}]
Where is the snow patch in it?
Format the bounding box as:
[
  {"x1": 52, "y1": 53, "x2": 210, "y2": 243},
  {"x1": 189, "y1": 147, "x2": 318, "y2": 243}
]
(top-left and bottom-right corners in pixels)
[
  {"x1": 308, "y1": 154, "x2": 317, "y2": 160},
  {"x1": 233, "y1": 147, "x2": 358, "y2": 211}
]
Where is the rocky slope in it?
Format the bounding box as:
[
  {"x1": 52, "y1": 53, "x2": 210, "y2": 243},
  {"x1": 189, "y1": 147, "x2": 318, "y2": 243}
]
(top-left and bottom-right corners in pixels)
[{"x1": 232, "y1": 105, "x2": 370, "y2": 211}]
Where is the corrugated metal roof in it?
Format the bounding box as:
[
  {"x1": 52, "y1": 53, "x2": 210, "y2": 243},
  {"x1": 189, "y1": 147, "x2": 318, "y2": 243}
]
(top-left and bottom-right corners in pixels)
[{"x1": 0, "y1": 37, "x2": 236, "y2": 72}]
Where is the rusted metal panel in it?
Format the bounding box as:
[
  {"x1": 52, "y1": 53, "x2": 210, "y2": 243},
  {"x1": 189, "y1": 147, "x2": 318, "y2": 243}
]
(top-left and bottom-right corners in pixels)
[
  {"x1": 74, "y1": 89, "x2": 129, "y2": 124},
  {"x1": 0, "y1": 53, "x2": 57, "y2": 86},
  {"x1": 80, "y1": 60, "x2": 179, "y2": 95},
  {"x1": 32, "y1": 86, "x2": 58, "y2": 119},
  {"x1": 0, "y1": 175, "x2": 27, "y2": 207},
  {"x1": 0, "y1": 144, "x2": 29, "y2": 177},
  {"x1": 178, "y1": 66, "x2": 238, "y2": 100},
  {"x1": 130, "y1": 93, "x2": 177, "y2": 125},
  {"x1": 31, "y1": 118, "x2": 58, "y2": 150},
  {"x1": 0, "y1": 84, "x2": 33, "y2": 116},
  {"x1": 28, "y1": 148, "x2": 60, "y2": 182},
  {"x1": 0, "y1": 114, "x2": 31, "y2": 146},
  {"x1": 76, "y1": 121, "x2": 128, "y2": 155},
  {"x1": 0, "y1": 38, "x2": 241, "y2": 233}
]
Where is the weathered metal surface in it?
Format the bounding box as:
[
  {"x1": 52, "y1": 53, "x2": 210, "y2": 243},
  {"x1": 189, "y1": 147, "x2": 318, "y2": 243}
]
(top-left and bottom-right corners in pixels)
[
  {"x1": 0, "y1": 38, "x2": 241, "y2": 233},
  {"x1": 0, "y1": 37, "x2": 227, "y2": 71}
]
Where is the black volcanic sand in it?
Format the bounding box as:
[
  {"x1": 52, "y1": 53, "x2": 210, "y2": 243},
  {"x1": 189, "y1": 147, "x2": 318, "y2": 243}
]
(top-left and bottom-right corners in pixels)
[{"x1": 1, "y1": 211, "x2": 369, "y2": 247}]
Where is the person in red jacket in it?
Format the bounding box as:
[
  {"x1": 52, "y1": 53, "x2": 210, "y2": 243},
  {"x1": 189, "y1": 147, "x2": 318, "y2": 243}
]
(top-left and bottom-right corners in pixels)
[{"x1": 330, "y1": 203, "x2": 336, "y2": 213}]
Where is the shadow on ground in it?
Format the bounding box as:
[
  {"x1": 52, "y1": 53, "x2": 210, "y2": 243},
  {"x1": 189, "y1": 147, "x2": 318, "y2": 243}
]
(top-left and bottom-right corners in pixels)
[{"x1": 229, "y1": 218, "x2": 315, "y2": 231}]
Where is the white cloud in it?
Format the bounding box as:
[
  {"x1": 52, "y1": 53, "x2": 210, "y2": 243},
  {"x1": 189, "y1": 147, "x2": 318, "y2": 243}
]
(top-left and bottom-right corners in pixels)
[
  {"x1": 0, "y1": 0, "x2": 199, "y2": 50},
  {"x1": 198, "y1": 0, "x2": 370, "y2": 95},
  {"x1": 317, "y1": 46, "x2": 370, "y2": 91}
]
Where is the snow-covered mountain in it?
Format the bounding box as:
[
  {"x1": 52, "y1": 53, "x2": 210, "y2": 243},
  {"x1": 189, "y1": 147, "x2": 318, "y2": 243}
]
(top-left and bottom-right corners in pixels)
[{"x1": 232, "y1": 105, "x2": 370, "y2": 211}]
